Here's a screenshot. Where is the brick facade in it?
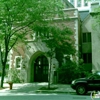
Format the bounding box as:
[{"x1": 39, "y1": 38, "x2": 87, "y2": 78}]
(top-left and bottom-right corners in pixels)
[{"x1": 9, "y1": 7, "x2": 81, "y2": 83}]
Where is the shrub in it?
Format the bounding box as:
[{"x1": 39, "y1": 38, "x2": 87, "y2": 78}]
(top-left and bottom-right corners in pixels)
[
  {"x1": 7, "y1": 68, "x2": 21, "y2": 83},
  {"x1": 57, "y1": 61, "x2": 90, "y2": 84}
]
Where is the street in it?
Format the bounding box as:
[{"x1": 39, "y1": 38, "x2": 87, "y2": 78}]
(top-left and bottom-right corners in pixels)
[
  {"x1": 0, "y1": 93, "x2": 91, "y2": 100},
  {"x1": 0, "y1": 83, "x2": 94, "y2": 100}
]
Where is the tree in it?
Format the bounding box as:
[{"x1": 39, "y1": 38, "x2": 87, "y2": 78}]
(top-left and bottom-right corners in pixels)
[
  {"x1": 90, "y1": 4, "x2": 99, "y2": 22},
  {"x1": 0, "y1": 0, "x2": 64, "y2": 88},
  {"x1": 47, "y1": 27, "x2": 75, "y2": 88},
  {"x1": 33, "y1": 24, "x2": 75, "y2": 88}
]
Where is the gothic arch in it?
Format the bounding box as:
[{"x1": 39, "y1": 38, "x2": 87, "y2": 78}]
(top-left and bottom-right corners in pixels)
[{"x1": 28, "y1": 51, "x2": 49, "y2": 82}]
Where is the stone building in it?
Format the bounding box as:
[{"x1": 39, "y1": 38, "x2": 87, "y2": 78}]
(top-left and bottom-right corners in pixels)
[
  {"x1": 8, "y1": 0, "x2": 100, "y2": 83},
  {"x1": 9, "y1": 1, "x2": 81, "y2": 83},
  {"x1": 68, "y1": 0, "x2": 100, "y2": 72}
]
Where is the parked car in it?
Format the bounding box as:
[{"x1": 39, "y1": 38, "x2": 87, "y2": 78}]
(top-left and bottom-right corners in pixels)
[{"x1": 71, "y1": 72, "x2": 100, "y2": 95}]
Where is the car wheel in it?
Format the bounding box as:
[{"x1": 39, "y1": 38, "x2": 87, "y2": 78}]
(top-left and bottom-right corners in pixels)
[{"x1": 76, "y1": 85, "x2": 87, "y2": 95}]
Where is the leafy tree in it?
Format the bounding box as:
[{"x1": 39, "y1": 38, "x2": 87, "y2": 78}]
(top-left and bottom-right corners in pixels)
[
  {"x1": 33, "y1": 24, "x2": 75, "y2": 88},
  {"x1": 0, "y1": 0, "x2": 64, "y2": 87},
  {"x1": 46, "y1": 26, "x2": 75, "y2": 87},
  {"x1": 90, "y1": 6, "x2": 100, "y2": 28},
  {"x1": 45, "y1": 26, "x2": 75, "y2": 88}
]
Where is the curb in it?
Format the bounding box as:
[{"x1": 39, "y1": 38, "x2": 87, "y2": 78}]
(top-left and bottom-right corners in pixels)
[{"x1": 35, "y1": 90, "x2": 76, "y2": 94}]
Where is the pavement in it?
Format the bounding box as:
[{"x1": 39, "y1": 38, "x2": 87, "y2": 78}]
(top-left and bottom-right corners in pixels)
[{"x1": 0, "y1": 82, "x2": 76, "y2": 96}]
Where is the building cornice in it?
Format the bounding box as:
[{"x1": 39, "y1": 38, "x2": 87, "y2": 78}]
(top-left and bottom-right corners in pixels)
[{"x1": 63, "y1": 8, "x2": 78, "y2": 11}]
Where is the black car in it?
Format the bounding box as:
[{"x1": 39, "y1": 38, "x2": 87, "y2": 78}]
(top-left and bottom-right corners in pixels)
[{"x1": 71, "y1": 72, "x2": 100, "y2": 95}]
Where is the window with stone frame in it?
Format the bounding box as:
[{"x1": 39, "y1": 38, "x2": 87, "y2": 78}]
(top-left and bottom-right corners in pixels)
[
  {"x1": 70, "y1": 0, "x2": 74, "y2": 5},
  {"x1": 15, "y1": 56, "x2": 22, "y2": 68},
  {"x1": 77, "y1": 0, "x2": 81, "y2": 7},
  {"x1": 83, "y1": 32, "x2": 91, "y2": 43},
  {"x1": 84, "y1": 0, "x2": 88, "y2": 6},
  {"x1": 82, "y1": 53, "x2": 92, "y2": 63}
]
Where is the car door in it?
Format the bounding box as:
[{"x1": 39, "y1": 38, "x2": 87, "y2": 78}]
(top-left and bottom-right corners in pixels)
[
  {"x1": 93, "y1": 74, "x2": 100, "y2": 90},
  {"x1": 87, "y1": 75, "x2": 95, "y2": 90},
  {"x1": 88, "y1": 74, "x2": 100, "y2": 90}
]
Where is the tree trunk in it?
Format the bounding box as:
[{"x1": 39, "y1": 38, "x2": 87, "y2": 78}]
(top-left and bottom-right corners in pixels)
[
  {"x1": 1, "y1": 65, "x2": 5, "y2": 88},
  {"x1": 48, "y1": 57, "x2": 52, "y2": 89}
]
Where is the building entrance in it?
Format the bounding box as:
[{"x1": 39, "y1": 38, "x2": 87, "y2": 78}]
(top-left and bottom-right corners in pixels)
[{"x1": 34, "y1": 55, "x2": 49, "y2": 82}]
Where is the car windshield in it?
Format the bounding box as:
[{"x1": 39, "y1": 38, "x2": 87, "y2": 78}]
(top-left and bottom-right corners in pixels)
[
  {"x1": 87, "y1": 72, "x2": 100, "y2": 79},
  {"x1": 87, "y1": 74, "x2": 94, "y2": 79},
  {"x1": 96, "y1": 72, "x2": 100, "y2": 75}
]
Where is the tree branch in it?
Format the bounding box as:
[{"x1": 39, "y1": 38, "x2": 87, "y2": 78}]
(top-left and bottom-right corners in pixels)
[
  {"x1": 8, "y1": 37, "x2": 18, "y2": 52},
  {"x1": 10, "y1": 20, "x2": 36, "y2": 38}
]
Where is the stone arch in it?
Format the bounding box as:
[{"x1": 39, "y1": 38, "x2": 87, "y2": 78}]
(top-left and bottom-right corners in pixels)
[{"x1": 28, "y1": 51, "x2": 49, "y2": 82}]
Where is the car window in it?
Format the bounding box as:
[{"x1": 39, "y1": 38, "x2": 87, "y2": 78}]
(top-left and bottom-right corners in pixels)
[
  {"x1": 88, "y1": 75, "x2": 94, "y2": 79},
  {"x1": 88, "y1": 74, "x2": 100, "y2": 80},
  {"x1": 94, "y1": 75, "x2": 100, "y2": 79}
]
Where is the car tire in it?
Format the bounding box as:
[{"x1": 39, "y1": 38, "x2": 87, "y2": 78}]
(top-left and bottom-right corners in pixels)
[{"x1": 76, "y1": 85, "x2": 87, "y2": 95}]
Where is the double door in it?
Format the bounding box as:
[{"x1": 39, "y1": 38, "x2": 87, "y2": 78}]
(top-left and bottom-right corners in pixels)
[{"x1": 34, "y1": 55, "x2": 49, "y2": 82}]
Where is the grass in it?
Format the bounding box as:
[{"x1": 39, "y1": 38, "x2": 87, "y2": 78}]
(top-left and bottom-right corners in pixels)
[{"x1": 38, "y1": 86, "x2": 58, "y2": 90}]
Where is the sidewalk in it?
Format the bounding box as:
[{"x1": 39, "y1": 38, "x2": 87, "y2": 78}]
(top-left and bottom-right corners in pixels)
[
  {"x1": 36, "y1": 83, "x2": 75, "y2": 94},
  {"x1": 0, "y1": 82, "x2": 76, "y2": 95}
]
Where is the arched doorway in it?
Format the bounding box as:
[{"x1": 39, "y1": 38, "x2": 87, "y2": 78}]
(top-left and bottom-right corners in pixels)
[{"x1": 34, "y1": 55, "x2": 49, "y2": 82}]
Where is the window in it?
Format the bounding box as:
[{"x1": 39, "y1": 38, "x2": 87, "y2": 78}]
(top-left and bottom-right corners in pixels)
[
  {"x1": 83, "y1": 33, "x2": 87, "y2": 42},
  {"x1": 84, "y1": 0, "x2": 88, "y2": 6},
  {"x1": 77, "y1": 0, "x2": 81, "y2": 7},
  {"x1": 34, "y1": 30, "x2": 52, "y2": 39},
  {"x1": 83, "y1": 32, "x2": 91, "y2": 43},
  {"x1": 15, "y1": 56, "x2": 22, "y2": 68},
  {"x1": 70, "y1": 0, "x2": 74, "y2": 5},
  {"x1": 83, "y1": 53, "x2": 92, "y2": 63},
  {"x1": 88, "y1": 33, "x2": 91, "y2": 42}
]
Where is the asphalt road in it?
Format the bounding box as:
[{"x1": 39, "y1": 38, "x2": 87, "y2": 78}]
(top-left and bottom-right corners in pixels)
[{"x1": 0, "y1": 94, "x2": 91, "y2": 100}]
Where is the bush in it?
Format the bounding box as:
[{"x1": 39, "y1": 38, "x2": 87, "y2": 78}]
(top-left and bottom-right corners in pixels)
[
  {"x1": 7, "y1": 68, "x2": 22, "y2": 83},
  {"x1": 57, "y1": 61, "x2": 90, "y2": 84}
]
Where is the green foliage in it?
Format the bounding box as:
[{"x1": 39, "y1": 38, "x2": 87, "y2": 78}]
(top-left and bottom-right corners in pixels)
[
  {"x1": 0, "y1": 0, "x2": 65, "y2": 87},
  {"x1": 7, "y1": 68, "x2": 21, "y2": 83},
  {"x1": 34, "y1": 24, "x2": 75, "y2": 55},
  {"x1": 90, "y1": 5, "x2": 100, "y2": 30},
  {"x1": 33, "y1": 10, "x2": 76, "y2": 88},
  {"x1": 45, "y1": 26, "x2": 74, "y2": 49},
  {"x1": 0, "y1": 0, "x2": 64, "y2": 52},
  {"x1": 57, "y1": 60, "x2": 91, "y2": 84},
  {"x1": 32, "y1": 23, "x2": 76, "y2": 75},
  {"x1": 0, "y1": 0, "x2": 65, "y2": 66}
]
